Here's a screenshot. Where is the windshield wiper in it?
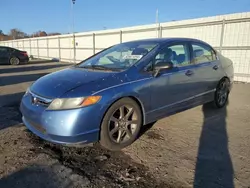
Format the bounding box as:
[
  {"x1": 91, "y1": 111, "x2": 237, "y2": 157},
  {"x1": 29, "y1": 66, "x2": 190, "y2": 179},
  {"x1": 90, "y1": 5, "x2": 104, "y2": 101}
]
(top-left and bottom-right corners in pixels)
[
  {"x1": 78, "y1": 65, "x2": 123, "y2": 71},
  {"x1": 90, "y1": 65, "x2": 112, "y2": 70}
]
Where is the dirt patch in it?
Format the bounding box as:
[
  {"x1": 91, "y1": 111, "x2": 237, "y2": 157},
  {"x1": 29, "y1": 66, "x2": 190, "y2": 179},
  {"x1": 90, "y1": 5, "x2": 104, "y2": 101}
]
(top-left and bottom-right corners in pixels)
[
  {"x1": 25, "y1": 130, "x2": 173, "y2": 188},
  {"x1": 145, "y1": 130, "x2": 164, "y2": 140}
]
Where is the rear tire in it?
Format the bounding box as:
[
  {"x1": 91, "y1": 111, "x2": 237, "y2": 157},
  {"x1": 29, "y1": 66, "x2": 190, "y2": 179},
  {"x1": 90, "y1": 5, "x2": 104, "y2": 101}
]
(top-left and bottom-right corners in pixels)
[
  {"x1": 9, "y1": 57, "x2": 20, "y2": 65},
  {"x1": 211, "y1": 78, "x2": 230, "y2": 108},
  {"x1": 99, "y1": 98, "x2": 142, "y2": 151}
]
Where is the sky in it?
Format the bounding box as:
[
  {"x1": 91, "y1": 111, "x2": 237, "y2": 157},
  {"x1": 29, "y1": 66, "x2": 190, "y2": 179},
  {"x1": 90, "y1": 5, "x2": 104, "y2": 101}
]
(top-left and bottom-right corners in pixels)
[{"x1": 1, "y1": 0, "x2": 250, "y2": 35}]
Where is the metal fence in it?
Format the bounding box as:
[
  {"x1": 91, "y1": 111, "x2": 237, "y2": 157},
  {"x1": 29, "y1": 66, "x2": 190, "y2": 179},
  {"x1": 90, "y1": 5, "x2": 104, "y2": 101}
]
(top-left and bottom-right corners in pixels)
[{"x1": 1, "y1": 12, "x2": 250, "y2": 82}]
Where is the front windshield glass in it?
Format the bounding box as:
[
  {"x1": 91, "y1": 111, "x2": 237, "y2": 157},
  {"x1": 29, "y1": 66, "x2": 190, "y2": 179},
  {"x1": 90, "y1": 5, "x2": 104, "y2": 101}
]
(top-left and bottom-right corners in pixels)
[{"x1": 77, "y1": 41, "x2": 159, "y2": 70}]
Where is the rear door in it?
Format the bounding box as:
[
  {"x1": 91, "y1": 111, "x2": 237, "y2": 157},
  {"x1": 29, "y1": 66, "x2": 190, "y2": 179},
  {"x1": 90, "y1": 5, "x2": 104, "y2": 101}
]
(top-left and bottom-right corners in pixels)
[
  {"x1": 0, "y1": 47, "x2": 9, "y2": 64},
  {"x1": 190, "y1": 42, "x2": 222, "y2": 96}
]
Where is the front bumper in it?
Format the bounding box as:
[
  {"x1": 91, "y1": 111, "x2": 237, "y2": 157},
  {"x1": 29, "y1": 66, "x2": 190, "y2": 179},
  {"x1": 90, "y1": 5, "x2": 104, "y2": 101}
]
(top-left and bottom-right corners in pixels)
[{"x1": 20, "y1": 93, "x2": 101, "y2": 145}]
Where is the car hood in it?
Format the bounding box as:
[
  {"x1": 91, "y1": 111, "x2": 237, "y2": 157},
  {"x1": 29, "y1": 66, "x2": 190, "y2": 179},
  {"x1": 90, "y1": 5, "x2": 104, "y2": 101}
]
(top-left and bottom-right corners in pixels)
[{"x1": 30, "y1": 67, "x2": 117, "y2": 98}]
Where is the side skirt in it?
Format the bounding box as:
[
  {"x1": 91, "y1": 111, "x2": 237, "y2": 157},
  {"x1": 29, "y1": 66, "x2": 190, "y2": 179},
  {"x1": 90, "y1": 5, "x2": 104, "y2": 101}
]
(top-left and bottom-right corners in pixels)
[{"x1": 145, "y1": 91, "x2": 215, "y2": 125}]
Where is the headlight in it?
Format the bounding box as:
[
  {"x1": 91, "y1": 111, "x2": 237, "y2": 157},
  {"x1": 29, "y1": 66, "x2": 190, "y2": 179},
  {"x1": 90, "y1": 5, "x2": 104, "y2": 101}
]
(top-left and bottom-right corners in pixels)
[{"x1": 47, "y1": 96, "x2": 101, "y2": 110}]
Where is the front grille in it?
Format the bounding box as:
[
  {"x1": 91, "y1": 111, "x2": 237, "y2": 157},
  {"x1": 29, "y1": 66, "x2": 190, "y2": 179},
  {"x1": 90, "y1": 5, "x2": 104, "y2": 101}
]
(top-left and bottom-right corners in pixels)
[
  {"x1": 34, "y1": 98, "x2": 50, "y2": 106},
  {"x1": 27, "y1": 119, "x2": 46, "y2": 134},
  {"x1": 29, "y1": 91, "x2": 52, "y2": 107}
]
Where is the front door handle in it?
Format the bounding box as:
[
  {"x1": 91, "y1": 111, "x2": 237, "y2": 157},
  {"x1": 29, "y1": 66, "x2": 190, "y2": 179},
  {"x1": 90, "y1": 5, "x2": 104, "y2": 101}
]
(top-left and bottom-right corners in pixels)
[
  {"x1": 185, "y1": 70, "x2": 194, "y2": 76},
  {"x1": 213, "y1": 65, "x2": 219, "y2": 70}
]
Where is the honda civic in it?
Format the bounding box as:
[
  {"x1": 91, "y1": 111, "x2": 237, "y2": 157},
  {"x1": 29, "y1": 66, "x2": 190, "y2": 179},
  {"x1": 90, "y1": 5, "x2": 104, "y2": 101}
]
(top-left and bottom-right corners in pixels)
[{"x1": 20, "y1": 38, "x2": 234, "y2": 150}]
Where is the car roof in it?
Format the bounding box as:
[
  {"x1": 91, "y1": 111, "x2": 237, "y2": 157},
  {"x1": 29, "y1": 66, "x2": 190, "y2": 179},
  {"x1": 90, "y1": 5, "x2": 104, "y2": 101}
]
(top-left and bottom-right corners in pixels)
[
  {"x1": 124, "y1": 37, "x2": 209, "y2": 45},
  {"x1": 0, "y1": 46, "x2": 17, "y2": 50},
  {"x1": 0, "y1": 46, "x2": 12, "y2": 48}
]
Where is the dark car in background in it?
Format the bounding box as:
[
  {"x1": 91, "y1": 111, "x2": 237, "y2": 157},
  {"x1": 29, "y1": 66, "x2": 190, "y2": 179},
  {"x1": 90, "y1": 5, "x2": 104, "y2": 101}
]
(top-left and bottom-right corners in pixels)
[{"x1": 0, "y1": 46, "x2": 29, "y2": 65}]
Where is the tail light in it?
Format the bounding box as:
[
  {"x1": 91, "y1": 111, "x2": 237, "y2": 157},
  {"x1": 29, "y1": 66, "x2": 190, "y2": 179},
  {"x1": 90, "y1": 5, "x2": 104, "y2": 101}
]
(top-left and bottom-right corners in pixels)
[{"x1": 21, "y1": 51, "x2": 28, "y2": 56}]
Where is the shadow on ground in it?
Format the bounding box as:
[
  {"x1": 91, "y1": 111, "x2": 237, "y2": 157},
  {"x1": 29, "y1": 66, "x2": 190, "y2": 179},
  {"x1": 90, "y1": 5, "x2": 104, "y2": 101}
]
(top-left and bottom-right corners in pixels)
[
  {"x1": 194, "y1": 102, "x2": 234, "y2": 188},
  {"x1": 138, "y1": 121, "x2": 156, "y2": 138},
  {"x1": 0, "y1": 103, "x2": 22, "y2": 130},
  {"x1": 0, "y1": 73, "x2": 49, "y2": 87},
  {"x1": 28, "y1": 58, "x2": 60, "y2": 64},
  {"x1": 0, "y1": 165, "x2": 71, "y2": 188},
  {"x1": 0, "y1": 92, "x2": 24, "y2": 106},
  {"x1": 0, "y1": 63, "x2": 70, "y2": 74}
]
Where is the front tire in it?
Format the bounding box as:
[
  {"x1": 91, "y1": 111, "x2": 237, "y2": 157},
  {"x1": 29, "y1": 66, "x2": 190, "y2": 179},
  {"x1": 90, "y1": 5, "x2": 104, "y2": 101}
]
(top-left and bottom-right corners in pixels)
[{"x1": 99, "y1": 98, "x2": 142, "y2": 151}]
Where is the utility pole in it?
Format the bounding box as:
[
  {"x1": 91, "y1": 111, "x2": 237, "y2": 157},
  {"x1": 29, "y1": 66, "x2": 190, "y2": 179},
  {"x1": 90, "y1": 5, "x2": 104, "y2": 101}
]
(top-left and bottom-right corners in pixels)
[
  {"x1": 71, "y1": 0, "x2": 76, "y2": 63},
  {"x1": 156, "y1": 9, "x2": 159, "y2": 24},
  {"x1": 156, "y1": 9, "x2": 160, "y2": 38}
]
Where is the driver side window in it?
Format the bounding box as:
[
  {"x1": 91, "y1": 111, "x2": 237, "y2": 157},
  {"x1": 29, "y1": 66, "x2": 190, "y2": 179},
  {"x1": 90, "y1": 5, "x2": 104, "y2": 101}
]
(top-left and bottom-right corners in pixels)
[{"x1": 154, "y1": 43, "x2": 190, "y2": 67}]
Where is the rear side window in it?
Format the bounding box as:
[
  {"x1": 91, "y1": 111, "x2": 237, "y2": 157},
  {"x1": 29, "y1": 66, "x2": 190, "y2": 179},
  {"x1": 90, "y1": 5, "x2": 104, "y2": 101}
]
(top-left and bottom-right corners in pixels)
[
  {"x1": 0, "y1": 47, "x2": 8, "y2": 52},
  {"x1": 191, "y1": 43, "x2": 216, "y2": 64},
  {"x1": 8, "y1": 48, "x2": 15, "y2": 52}
]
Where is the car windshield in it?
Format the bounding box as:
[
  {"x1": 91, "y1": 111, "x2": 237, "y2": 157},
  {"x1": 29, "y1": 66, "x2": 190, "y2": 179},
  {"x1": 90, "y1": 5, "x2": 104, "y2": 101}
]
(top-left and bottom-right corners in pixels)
[{"x1": 77, "y1": 41, "x2": 159, "y2": 71}]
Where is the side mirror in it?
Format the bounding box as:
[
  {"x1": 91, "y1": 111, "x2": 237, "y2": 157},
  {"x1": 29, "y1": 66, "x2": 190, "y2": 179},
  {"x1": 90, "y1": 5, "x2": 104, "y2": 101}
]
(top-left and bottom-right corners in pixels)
[{"x1": 153, "y1": 61, "x2": 173, "y2": 77}]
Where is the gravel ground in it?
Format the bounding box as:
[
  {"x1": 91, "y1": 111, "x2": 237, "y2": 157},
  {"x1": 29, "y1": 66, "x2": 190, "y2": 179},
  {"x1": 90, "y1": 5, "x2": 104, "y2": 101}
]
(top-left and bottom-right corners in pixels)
[{"x1": 0, "y1": 60, "x2": 250, "y2": 188}]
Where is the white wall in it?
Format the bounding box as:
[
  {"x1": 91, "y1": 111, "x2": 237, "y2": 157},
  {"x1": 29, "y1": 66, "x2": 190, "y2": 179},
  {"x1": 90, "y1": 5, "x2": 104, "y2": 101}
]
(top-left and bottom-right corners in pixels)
[
  {"x1": 75, "y1": 34, "x2": 94, "y2": 60},
  {"x1": 122, "y1": 24, "x2": 158, "y2": 42},
  {"x1": 1, "y1": 12, "x2": 250, "y2": 82},
  {"x1": 223, "y1": 22, "x2": 250, "y2": 46},
  {"x1": 162, "y1": 25, "x2": 222, "y2": 46},
  {"x1": 95, "y1": 32, "x2": 120, "y2": 48},
  {"x1": 222, "y1": 50, "x2": 250, "y2": 82}
]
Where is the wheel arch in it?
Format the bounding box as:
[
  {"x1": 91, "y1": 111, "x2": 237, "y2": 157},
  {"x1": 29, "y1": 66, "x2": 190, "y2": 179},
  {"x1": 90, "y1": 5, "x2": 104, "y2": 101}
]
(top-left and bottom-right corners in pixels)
[
  {"x1": 216, "y1": 76, "x2": 231, "y2": 90},
  {"x1": 218, "y1": 76, "x2": 232, "y2": 93},
  {"x1": 127, "y1": 96, "x2": 146, "y2": 125},
  {"x1": 106, "y1": 95, "x2": 145, "y2": 124},
  {"x1": 221, "y1": 76, "x2": 230, "y2": 82},
  {"x1": 98, "y1": 95, "x2": 146, "y2": 140}
]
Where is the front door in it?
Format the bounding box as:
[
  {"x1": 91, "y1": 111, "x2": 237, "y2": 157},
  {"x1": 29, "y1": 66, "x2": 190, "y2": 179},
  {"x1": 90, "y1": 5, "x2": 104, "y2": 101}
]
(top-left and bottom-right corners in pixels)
[{"x1": 147, "y1": 42, "x2": 198, "y2": 121}]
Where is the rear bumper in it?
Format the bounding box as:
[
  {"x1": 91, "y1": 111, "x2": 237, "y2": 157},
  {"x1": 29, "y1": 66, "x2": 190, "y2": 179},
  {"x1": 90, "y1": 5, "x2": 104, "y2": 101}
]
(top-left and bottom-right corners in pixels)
[
  {"x1": 20, "y1": 56, "x2": 29, "y2": 63},
  {"x1": 20, "y1": 93, "x2": 101, "y2": 145}
]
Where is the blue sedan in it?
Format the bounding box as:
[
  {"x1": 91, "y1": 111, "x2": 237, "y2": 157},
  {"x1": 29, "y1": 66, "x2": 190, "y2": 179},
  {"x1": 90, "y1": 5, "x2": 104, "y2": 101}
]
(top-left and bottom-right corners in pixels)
[{"x1": 20, "y1": 38, "x2": 234, "y2": 150}]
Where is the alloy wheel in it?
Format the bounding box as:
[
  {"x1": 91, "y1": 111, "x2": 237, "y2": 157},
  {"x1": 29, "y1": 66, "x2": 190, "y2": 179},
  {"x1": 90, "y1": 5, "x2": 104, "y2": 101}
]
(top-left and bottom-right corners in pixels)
[
  {"x1": 216, "y1": 79, "x2": 229, "y2": 106},
  {"x1": 10, "y1": 57, "x2": 20, "y2": 65},
  {"x1": 108, "y1": 105, "x2": 139, "y2": 144}
]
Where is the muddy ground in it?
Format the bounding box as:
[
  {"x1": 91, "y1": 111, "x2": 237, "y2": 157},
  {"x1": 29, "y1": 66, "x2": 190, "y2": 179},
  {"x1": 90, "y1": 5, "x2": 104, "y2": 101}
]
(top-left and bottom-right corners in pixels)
[{"x1": 0, "y1": 60, "x2": 250, "y2": 188}]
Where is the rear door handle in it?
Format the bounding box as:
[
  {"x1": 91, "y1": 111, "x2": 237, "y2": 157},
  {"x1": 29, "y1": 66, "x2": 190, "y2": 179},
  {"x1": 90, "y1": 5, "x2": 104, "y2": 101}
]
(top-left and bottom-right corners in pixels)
[
  {"x1": 185, "y1": 70, "x2": 194, "y2": 76},
  {"x1": 213, "y1": 65, "x2": 219, "y2": 70}
]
